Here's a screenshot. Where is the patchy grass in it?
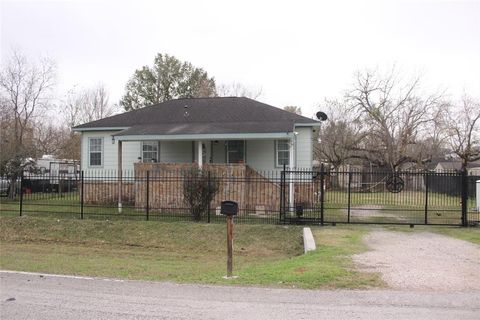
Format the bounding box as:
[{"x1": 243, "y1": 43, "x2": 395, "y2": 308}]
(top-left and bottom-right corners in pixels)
[
  {"x1": 224, "y1": 226, "x2": 383, "y2": 289},
  {"x1": 309, "y1": 226, "x2": 383, "y2": 288},
  {"x1": 382, "y1": 224, "x2": 480, "y2": 245},
  {"x1": 432, "y1": 227, "x2": 480, "y2": 244},
  {"x1": 0, "y1": 216, "x2": 301, "y2": 284},
  {"x1": 0, "y1": 216, "x2": 381, "y2": 289}
]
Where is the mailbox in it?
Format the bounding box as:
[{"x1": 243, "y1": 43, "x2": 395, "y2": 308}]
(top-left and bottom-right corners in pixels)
[{"x1": 221, "y1": 201, "x2": 238, "y2": 216}]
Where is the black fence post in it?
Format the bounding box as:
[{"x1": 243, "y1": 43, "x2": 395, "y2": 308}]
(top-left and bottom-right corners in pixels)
[
  {"x1": 461, "y1": 169, "x2": 468, "y2": 227},
  {"x1": 279, "y1": 164, "x2": 286, "y2": 224},
  {"x1": 284, "y1": 164, "x2": 287, "y2": 221},
  {"x1": 320, "y1": 163, "x2": 325, "y2": 226},
  {"x1": 424, "y1": 171, "x2": 429, "y2": 225},
  {"x1": 146, "y1": 171, "x2": 150, "y2": 221},
  {"x1": 347, "y1": 171, "x2": 352, "y2": 223},
  {"x1": 207, "y1": 170, "x2": 211, "y2": 223},
  {"x1": 19, "y1": 173, "x2": 24, "y2": 217},
  {"x1": 80, "y1": 171, "x2": 84, "y2": 219}
]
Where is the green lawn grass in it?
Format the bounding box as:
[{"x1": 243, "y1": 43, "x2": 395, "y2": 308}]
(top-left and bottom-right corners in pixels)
[{"x1": 0, "y1": 216, "x2": 382, "y2": 289}]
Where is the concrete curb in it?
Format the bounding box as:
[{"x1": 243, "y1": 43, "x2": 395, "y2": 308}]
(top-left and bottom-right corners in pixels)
[{"x1": 303, "y1": 227, "x2": 316, "y2": 253}]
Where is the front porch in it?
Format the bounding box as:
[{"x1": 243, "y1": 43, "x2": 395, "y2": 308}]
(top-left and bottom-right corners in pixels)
[
  {"x1": 113, "y1": 136, "x2": 297, "y2": 212},
  {"x1": 134, "y1": 162, "x2": 282, "y2": 214},
  {"x1": 113, "y1": 135, "x2": 297, "y2": 173}
]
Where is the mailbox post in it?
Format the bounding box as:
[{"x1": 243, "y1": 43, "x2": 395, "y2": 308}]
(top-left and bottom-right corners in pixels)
[{"x1": 221, "y1": 201, "x2": 238, "y2": 278}]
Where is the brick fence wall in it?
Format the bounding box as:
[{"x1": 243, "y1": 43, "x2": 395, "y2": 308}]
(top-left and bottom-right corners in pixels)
[
  {"x1": 83, "y1": 163, "x2": 318, "y2": 215},
  {"x1": 83, "y1": 182, "x2": 135, "y2": 205}
]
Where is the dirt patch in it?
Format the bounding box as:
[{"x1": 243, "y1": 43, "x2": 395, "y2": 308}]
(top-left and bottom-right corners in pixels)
[
  {"x1": 353, "y1": 231, "x2": 480, "y2": 291},
  {"x1": 294, "y1": 267, "x2": 307, "y2": 274},
  {"x1": 348, "y1": 205, "x2": 407, "y2": 222}
]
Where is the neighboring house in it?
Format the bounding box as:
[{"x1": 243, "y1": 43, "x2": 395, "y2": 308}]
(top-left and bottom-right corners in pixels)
[
  {"x1": 73, "y1": 97, "x2": 320, "y2": 174},
  {"x1": 434, "y1": 161, "x2": 480, "y2": 175},
  {"x1": 434, "y1": 161, "x2": 462, "y2": 172}
]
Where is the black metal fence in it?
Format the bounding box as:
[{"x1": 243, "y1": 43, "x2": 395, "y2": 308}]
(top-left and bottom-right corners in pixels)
[
  {"x1": 280, "y1": 168, "x2": 479, "y2": 226},
  {"x1": 1, "y1": 168, "x2": 479, "y2": 226}
]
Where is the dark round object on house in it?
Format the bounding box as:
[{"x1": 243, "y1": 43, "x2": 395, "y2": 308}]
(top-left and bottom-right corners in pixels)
[{"x1": 316, "y1": 111, "x2": 328, "y2": 121}]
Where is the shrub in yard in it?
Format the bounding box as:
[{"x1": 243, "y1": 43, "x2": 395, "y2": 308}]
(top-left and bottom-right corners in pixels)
[{"x1": 183, "y1": 167, "x2": 219, "y2": 221}]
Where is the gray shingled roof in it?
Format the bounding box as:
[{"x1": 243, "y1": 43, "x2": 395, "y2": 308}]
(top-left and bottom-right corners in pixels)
[{"x1": 74, "y1": 97, "x2": 318, "y2": 135}]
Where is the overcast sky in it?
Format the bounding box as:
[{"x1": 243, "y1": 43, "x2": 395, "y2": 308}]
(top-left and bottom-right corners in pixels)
[{"x1": 1, "y1": 0, "x2": 479, "y2": 118}]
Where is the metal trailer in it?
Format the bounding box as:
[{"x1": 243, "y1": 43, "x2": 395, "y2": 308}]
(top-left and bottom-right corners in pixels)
[{"x1": 23, "y1": 156, "x2": 80, "y2": 193}]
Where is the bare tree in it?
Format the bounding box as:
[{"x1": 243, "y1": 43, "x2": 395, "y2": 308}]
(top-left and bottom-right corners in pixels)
[
  {"x1": 0, "y1": 50, "x2": 56, "y2": 198},
  {"x1": 346, "y1": 68, "x2": 442, "y2": 171},
  {"x1": 63, "y1": 83, "x2": 117, "y2": 127},
  {"x1": 441, "y1": 95, "x2": 480, "y2": 170},
  {"x1": 216, "y1": 82, "x2": 263, "y2": 99},
  {"x1": 58, "y1": 83, "x2": 117, "y2": 160},
  {"x1": 283, "y1": 106, "x2": 302, "y2": 115},
  {"x1": 411, "y1": 105, "x2": 448, "y2": 168},
  {"x1": 315, "y1": 99, "x2": 364, "y2": 169},
  {"x1": 56, "y1": 126, "x2": 81, "y2": 160},
  {"x1": 32, "y1": 121, "x2": 64, "y2": 157},
  {"x1": 0, "y1": 96, "x2": 15, "y2": 161},
  {"x1": 83, "y1": 84, "x2": 114, "y2": 123}
]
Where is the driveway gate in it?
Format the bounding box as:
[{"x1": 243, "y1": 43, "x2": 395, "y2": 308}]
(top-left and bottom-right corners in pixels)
[{"x1": 280, "y1": 167, "x2": 479, "y2": 226}]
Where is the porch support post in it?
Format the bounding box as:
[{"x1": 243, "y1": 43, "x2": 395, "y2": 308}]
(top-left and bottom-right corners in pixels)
[
  {"x1": 117, "y1": 140, "x2": 123, "y2": 213},
  {"x1": 288, "y1": 136, "x2": 295, "y2": 213},
  {"x1": 197, "y1": 141, "x2": 203, "y2": 169}
]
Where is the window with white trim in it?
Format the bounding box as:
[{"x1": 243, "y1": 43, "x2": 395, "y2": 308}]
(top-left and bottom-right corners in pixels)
[
  {"x1": 276, "y1": 140, "x2": 290, "y2": 167},
  {"x1": 89, "y1": 137, "x2": 103, "y2": 166},
  {"x1": 226, "y1": 140, "x2": 245, "y2": 164},
  {"x1": 142, "y1": 141, "x2": 159, "y2": 162}
]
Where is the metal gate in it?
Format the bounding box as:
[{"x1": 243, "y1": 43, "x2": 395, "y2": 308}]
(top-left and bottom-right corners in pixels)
[{"x1": 280, "y1": 167, "x2": 478, "y2": 226}]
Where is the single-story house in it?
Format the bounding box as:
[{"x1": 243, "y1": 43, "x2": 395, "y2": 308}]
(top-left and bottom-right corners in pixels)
[
  {"x1": 72, "y1": 97, "x2": 321, "y2": 213},
  {"x1": 73, "y1": 97, "x2": 320, "y2": 174}
]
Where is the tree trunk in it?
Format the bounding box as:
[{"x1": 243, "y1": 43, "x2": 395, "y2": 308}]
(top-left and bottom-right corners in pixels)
[
  {"x1": 7, "y1": 175, "x2": 18, "y2": 200},
  {"x1": 461, "y1": 157, "x2": 468, "y2": 171},
  {"x1": 331, "y1": 166, "x2": 340, "y2": 190}
]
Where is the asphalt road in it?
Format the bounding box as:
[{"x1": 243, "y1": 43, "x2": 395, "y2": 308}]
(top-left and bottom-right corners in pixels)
[{"x1": 1, "y1": 271, "x2": 479, "y2": 320}]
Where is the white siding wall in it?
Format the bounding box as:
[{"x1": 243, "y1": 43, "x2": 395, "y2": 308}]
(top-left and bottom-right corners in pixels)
[
  {"x1": 160, "y1": 141, "x2": 192, "y2": 163},
  {"x1": 246, "y1": 140, "x2": 276, "y2": 172},
  {"x1": 80, "y1": 127, "x2": 314, "y2": 173},
  {"x1": 81, "y1": 131, "x2": 140, "y2": 174},
  {"x1": 295, "y1": 127, "x2": 313, "y2": 169},
  {"x1": 246, "y1": 128, "x2": 313, "y2": 172}
]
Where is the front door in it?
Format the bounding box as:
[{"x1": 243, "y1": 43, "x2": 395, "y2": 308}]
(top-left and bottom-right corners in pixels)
[{"x1": 226, "y1": 140, "x2": 246, "y2": 164}]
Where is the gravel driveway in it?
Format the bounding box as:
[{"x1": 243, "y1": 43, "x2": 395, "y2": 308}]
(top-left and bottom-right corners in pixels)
[{"x1": 353, "y1": 231, "x2": 480, "y2": 291}]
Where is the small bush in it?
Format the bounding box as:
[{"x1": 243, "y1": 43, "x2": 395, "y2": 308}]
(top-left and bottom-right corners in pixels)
[{"x1": 183, "y1": 167, "x2": 219, "y2": 221}]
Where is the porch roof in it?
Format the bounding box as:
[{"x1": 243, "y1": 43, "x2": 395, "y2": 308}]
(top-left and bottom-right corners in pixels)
[{"x1": 114, "y1": 131, "x2": 292, "y2": 141}]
